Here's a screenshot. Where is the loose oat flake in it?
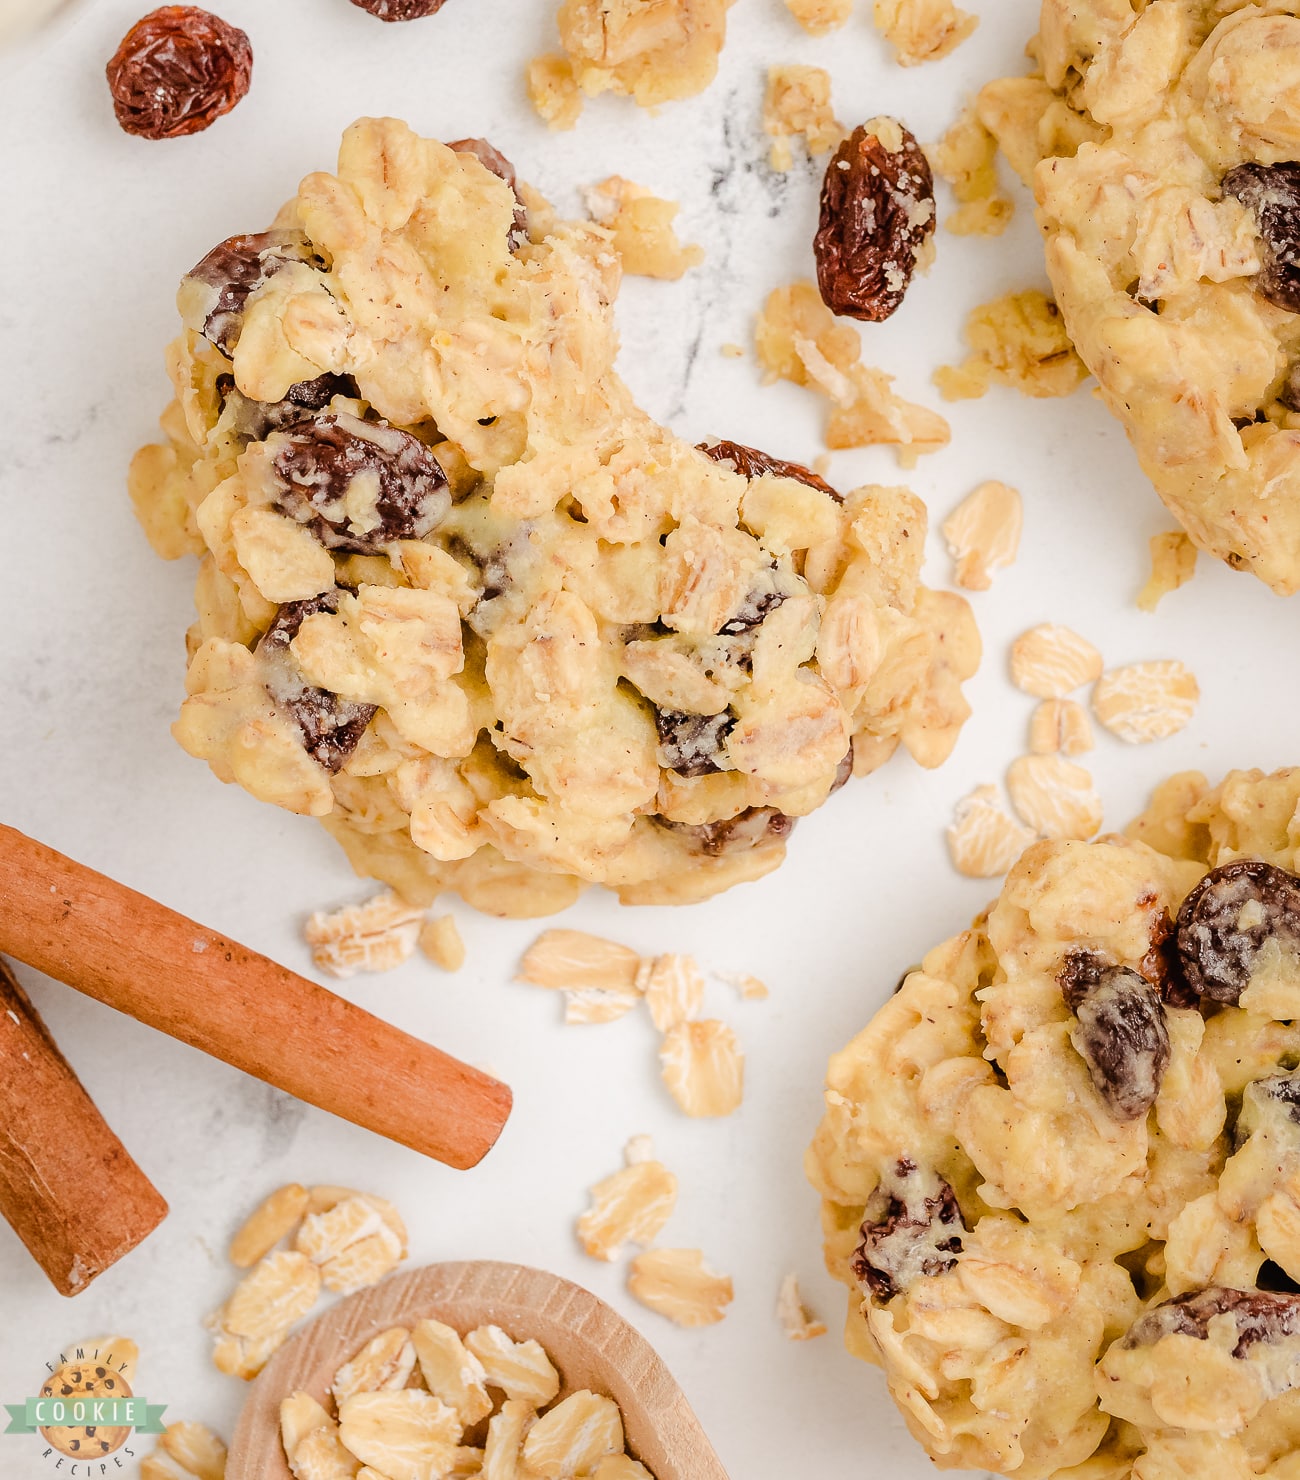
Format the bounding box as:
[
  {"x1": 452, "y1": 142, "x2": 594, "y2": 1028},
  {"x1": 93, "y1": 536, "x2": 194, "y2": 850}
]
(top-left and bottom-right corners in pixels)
[
  {"x1": 947, "y1": 785, "x2": 1038, "y2": 879},
  {"x1": 229, "y1": 1182, "x2": 308, "y2": 1269},
  {"x1": 522, "y1": 1390, "x2": 623, "y2": 1476},
  {"x1": 659, "y1": 1019, "x2": 744, "y2": 1117},
  {"x1": 640, "y1": 953, "x2": 705, "y2": 1032},
  {"x1": 1138, "y1": 531, "x2": 1197, "y2": 612},
  {"x1": 715, "y1": 969, "x2": 770, "y2": 1000},
  {"x1": 1093, "y1": 661, "x2": 1200, "y2": 744},
  {"x1": 578, "y1": 1145, "x2": 678, "y2": 1261},
  {"x1": 518, "y1": 931, "x2": 642, "y2": 994},
  {"x1": 1010, "y1": 624, "x2": 1104, "y2": 698},
  {"x1": 463, "y1": 1325, "x2": 561, "y2": 1407},
  {"x1": 332, "y1": 1326, "x2": 416, "y2": 1407},
  {"x1": 411, "y1": 1320, "x2": 493, "y2": 1428},
  {"x1": 777, "y1": 1273, "x2": 828, "y2": 1340},
  {"x1": 212, "y1": 1250, "x2": 321, "y2": 1379},
  {"x1": 628, "y1": 1249, "x2": 734, "y2": 1327},
  {"x1": 942, "y1": 481, "x2": 1022, "y2": 590},
  {"x1": 305, "y1": 893, "x2": 424, "y2": 979},
  {"x1": 338, "y1": 1390, "x2": 462, "y2": 1478},
  {"x1": 295, "y1": 1193, "x2": 408, "y2": 1295},
  {"x1": 563, "y1": 986, "x2": 642, "y2": 1024},
  {"x1": 142, "y1": 1422, "x2": 228, "y2": 1480},
  {"x1": 1029, "y1": 698, "x2": 1094, "y2": 757},
  {"x1": 1007, "y1": 754, "x2": 1103, "y2": 841}
]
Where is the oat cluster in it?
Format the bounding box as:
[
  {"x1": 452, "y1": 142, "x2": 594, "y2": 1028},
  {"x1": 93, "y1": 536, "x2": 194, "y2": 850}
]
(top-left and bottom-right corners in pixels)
[
  {"x1": 809, "y1": 768, "x2": 1300, "y2": 1479},
  {"x1": 130, "y1": 119, "x2": 979, "y2": 920},
  {"x1": 211, "y1": 1183, "x2": 408, "y2": 1379}
]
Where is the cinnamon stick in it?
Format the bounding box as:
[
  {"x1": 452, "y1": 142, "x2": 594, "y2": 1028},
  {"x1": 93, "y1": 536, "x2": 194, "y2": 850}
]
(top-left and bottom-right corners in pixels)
[
  {"x1": 0, "y1": 957, "x2": 168, "y2": 1295},
  {"x1": 0, "y1": 824, "x2": 511, "y2": 1171}
]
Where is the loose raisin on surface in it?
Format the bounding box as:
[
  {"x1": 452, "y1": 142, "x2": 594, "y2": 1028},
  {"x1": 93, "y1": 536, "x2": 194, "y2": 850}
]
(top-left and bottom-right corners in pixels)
[
  {"x1": 350, "y1": 0, "x2": 448, "y2": 16},
  {"x1": 1175, "y1": 858, "x2": 1300, "y2": 1003},
  {"x1": 1123, "y1": 1288, "x2": 1300, "y2": 1359},
  {"x1": 448, "y1": 137, "x2": 528, "y2": 249},
  {"x1": 270, "y1": 412, "x2": 451, "y2": 554},
  {"x1": 697, "y1": 439, "x2": 841, "y2": 500},
  {"x1": 654, "y1": 710, "x2": 735, "y2": 777},
  {"x1": 1060, "y1": 959, "x2": 1170, "y2": 1121},
  {"x1": 814, "y1": 120, "x2": 936, "y2": 322},
  {"x1": 219, "y1": 372, "x2": 360, "y2": 441},
  {"x1": 660, "y1": 808, "x2": 795, "y2": 857},
  {"x1": 851, "y1": 1160, "x2": 965, "y2": 1302},
  {"x1": 1223, "y1": 164, "x2": 1300, "y2": 314},
  {"x1": 259, "y1": 595, "x2": 376, "y2": 772},
  {"x1": 106, "y1": 6, "x2": 252, "y2": 140},
  {"x1": 186, "y1": 231, "x2": 320, "y2": 357}
]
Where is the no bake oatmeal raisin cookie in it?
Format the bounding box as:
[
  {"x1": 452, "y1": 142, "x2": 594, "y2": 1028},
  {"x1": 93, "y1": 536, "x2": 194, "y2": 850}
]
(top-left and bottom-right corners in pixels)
[
  {"x1": 980, "y1": 0, "x2": 1300, "y2": 594},
  {"x1": 809, "y1": 767, "x2": 1300, "y2": 1478},
  {"x1": 130, "y1": 119, "x2": 978, "y2": 917}
]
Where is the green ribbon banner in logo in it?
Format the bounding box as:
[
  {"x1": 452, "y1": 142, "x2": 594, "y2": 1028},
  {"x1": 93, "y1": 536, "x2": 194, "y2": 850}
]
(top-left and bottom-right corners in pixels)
[{"x1": 4, "y1": 1397, "x2": 167, "y2": 1434}]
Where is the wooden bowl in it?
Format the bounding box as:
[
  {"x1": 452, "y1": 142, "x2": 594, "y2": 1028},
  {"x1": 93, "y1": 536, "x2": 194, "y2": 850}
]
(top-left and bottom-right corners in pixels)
[{"x1": 226, "y1": 1261, "x2": 730, "y2": 1480}]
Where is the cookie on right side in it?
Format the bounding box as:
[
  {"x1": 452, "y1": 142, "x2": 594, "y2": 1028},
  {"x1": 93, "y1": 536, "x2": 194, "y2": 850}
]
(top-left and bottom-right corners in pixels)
[
  {"x1": 807, "y1": 767, "x2": 1300, "y2": 1478},
  {"x1": 980, "y1": 4, "x2": 1300, "y2": 594}
]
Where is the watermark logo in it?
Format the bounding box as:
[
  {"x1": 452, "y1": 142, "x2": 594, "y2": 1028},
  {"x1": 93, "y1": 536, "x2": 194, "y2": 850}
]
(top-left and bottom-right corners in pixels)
[{"x1": 4, "y1": 1339, "x2": 164, "y2": 1474}]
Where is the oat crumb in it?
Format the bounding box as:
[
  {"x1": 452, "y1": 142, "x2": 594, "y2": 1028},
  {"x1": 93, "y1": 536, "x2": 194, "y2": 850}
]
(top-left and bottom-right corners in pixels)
[
  {"x1": 419, "y1": 914, "x2": 466, "y2": 972},
  {"x1": 584, "y1": 177, "x2": 704, "y2": 280},
  {"x1": 720, "y1": 342, "x2": 745, "y2": 358},
  {"x1": 785, "y1": 0, "x2": 851, "y2": 33},
  {"x1": 777, "y1": 1273, "x2": 828, "y2": 1340},
  {"x1": 1138, "y1": 531, "x2": 1197, "y2": 612},
  {"x1": 763, "y1": 65, "x2": 844, "y2": 172},
  {"x1": 935, "y1": 290, "x2": 1088, "y2": 402},
  {"x1": 942, "y1": 481, "x2": 1022, "y2": 590},
  {"x1": 873, "y1": 0, "x2": 977, "y2": 64},
  {"x1": 947, "y1": 785, "x2": 1038, "y2": 878}
]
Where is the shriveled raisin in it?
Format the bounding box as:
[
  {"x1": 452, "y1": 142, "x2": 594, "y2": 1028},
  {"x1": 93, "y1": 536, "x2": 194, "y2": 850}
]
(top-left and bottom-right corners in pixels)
[
  {"x1": 851, "y1": 1160, "x2": 965, "y2": 1302},
  {"x1": 1138, "y1": 906, "x2": 1198, "y2": 1009},
  {"x1": 814, "y1": 119, "x2": 936, "y2": 322},
  {"x1": 655, "y1": 710, "x2": 734, "y2": 777},
  {"x1": 269, "y1": 412, "x2": 451, "y2": 554},
  {"x1": 448, "y1": 137, "x2": 528, "y2": 248},
  {"x1": 350, "y1": 0, "x2": 448, "y2": 16},
  {"x1": 219, "y1": 372, "x2": 360, "y2": 441},
  {"x1": 660, "y1": 808, "x2": 795, "y2": 857},
  {"x1": 697, "y1": 438, "x2": 841, "y2": 500},
  {"x1": 719, "y1": 584, "x2": 787, "y2": 636},
  {"x1": 185, "y1": 231, "x2": 320, "y2": 357},
  {"x1": 1175, "y1": 858, "x2": 1300, "y2": 1003},
  {"x1": 106, "y1": 6, "x2": 252, "y2": 140},
  {"x1": 259, "y1": 595, "x2": 376, "y2": 772},
  {"x1": 1223, "y1": 164, "x2": 1300, "y2": 314},
  {"x1": 1123, "y1": 1287, "x2": 1300, "y2": 1359},
  {"x1": 1058, "y1": 954, "x2": 1169, "y2": 1120}
]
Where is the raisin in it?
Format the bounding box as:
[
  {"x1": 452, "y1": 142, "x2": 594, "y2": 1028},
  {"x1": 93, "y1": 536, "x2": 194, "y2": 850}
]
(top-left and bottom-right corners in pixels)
[
  {"x1": 814, "y1": 120, "x2": 936, "y2": 322},
  {"x1": 269, "y1": 412, "x2": 451, "y2": 554},
  {"x1": 448, "y1": 137, "x2": 528, "y2": 249},
  {"x1": 654, "y1": 710, "x2": 734, "y2": 777},
  {"x1": 259, "y1": 595, "x2": 376, "y2": 772},
  {"x1": 350, "y1": 0, "x2": 448, "y2": 16},
  {"x1": 719, "y1": 586, "x2": 787, "y2": 636},
  {"x1": 697, "y1": 439, "x2": 841, "y2": 501},
  {"x1": 659, "y1": 808, "x2": 795, "y2": 857},
  {"x1": 1223, "y1": 164, "x2": 1300, "y2": 314},
  {"x1": 1058, "y1": 954, "x2": 1170, "y2": 1121},
  {"x1": 186, "y1": 231, "x2": 320, "y2": 357},
  {"x1": 851, "y1": 1160, "x2": 965, "y2": 1302},
  {"x1": 1279, "y1": 364, "x2": 1300, "y2": 413},
  {"x1": 831, "y1": 742, "x2": 854, "y2": 794},
  {"x1": 1138, "y1": 907, "x2": 1198, "y2": 1009},
  {"x1": 106, "y1": 6, "x2": 252, "y2": 140},
  {"x1": 1245, "y1": 1071, "x2": 1300, "y2": 1130},
  {"x1": 1123, "y1": 1288, "x2": 1300, "y2": 1360},
  {"x1": 219, "y1": 372, "x2": 360, "y2": 441},
  {"x1": 1175, "y1": 858, "x2": 1300, "y2": 1004}
]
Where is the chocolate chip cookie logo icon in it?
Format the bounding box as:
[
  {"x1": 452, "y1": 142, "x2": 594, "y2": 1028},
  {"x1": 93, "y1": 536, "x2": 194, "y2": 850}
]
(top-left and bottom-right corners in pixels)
[{"x1": 4, "y1": 1338, "x2": 165, "y2": 1472}]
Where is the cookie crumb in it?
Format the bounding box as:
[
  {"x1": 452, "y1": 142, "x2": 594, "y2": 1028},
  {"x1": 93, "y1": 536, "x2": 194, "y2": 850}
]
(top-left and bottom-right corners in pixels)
[
  {"x1": 1138, "y1": 531, "x2": 1197, "y2": 612},
  {"x1": 763, "y1": 65, "x2": 844, "y2": 173},
  {"x1": 930, "y1": 104, "x2": 1013, "y2": 236},
  {"x1": 942, "y1": 480, "x2": 1022, "y2": 590},
  {"x1": 419, "y1": 914, "x2": 466, "y2": 972},
  {"x1": 777, "y1": 1273, "x2": 827, "y2": 1340},
  {"x1": 1010, "y1": 624, "x2": 1104, "y2": 698},
  {"x1": 525, "y1": 54, "x2": 583, "y2": 130},
  {"x1": 872, "y1": 0, "x2": 977, "y2": 64},
  {"x1": 1007, "y1": 754, "x2": 1103, "y2": 841},
  {"x1": 628, "y1": 1248, "x2": 734, "y2": 1327},
  {"x1": 1029, "y1": 698, "x2": 1094, "y2": 757},
  {"x1": 1093, "y1": 662, "x2": 1199, "y2": 745},
  {"x1": 756, "y1": 281, "x2": 950, "y2": 462},
  {"x1": 720, "y1": 342, "x2": 745, "y2": 358},
  {"x1": 934, "y1": 290, "x2": 1089, "y2": 401},
  {"x1": 584, "y1": 177, "x2": 704, "y2": 280},
  {"x1": 305, "y1": 893, "x2": 423, "y2": 979},
  {"x1": 715, "y1": 969, "x2": 770, "y2": 1001},
  {"x1": 785, "y1": 0, "x2": 851, "y2": 33},
  {"x1": 947, "y1": 785, "x2": 1038, "y2": 878}
]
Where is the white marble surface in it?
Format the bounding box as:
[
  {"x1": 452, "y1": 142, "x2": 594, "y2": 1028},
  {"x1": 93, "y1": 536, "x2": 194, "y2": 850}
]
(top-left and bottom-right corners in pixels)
[{"x1": 2, "y1": 2, "x2": 1297, "y2": 1476}]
